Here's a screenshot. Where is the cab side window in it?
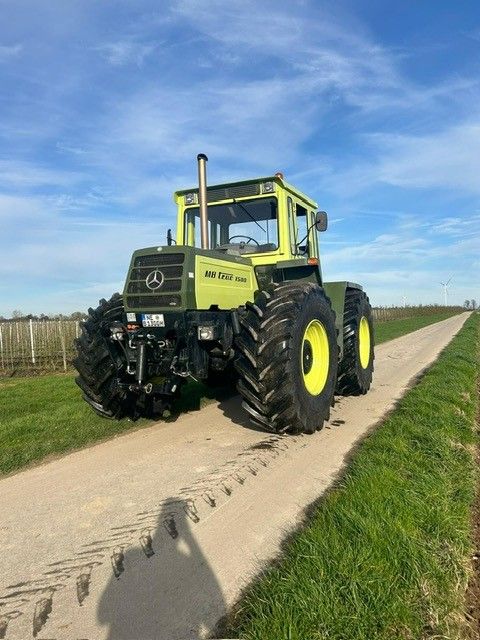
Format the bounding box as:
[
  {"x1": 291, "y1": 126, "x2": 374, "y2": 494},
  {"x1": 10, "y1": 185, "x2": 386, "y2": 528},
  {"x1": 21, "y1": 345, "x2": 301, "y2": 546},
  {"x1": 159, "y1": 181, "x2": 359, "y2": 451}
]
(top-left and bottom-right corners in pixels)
[
  {"x1": 309, "y1": 210, "x2": 319, "y2": 258},
  {"x1": 296, "y1": 203, "x2": 308, "y2": 255},
  {"x1": 287, "y1": 197, "x2": 296, "y2": 255}
]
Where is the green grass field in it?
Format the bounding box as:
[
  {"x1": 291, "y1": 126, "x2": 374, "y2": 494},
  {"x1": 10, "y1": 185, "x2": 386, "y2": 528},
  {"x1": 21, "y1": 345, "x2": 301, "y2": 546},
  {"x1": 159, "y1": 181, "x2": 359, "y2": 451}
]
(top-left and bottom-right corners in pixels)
[
  {"x1": 225, "y1": 313, "x2": 479, "y2": 640},
  {"x1": 0, "y1": 375, "x2": 218, "y2": 476},
  {"x1": 0, "y1": 310, "x2": 464, "y2": 476},
  {"x1": 374, "y1": 309, "x2": 462, "y2": 344}
]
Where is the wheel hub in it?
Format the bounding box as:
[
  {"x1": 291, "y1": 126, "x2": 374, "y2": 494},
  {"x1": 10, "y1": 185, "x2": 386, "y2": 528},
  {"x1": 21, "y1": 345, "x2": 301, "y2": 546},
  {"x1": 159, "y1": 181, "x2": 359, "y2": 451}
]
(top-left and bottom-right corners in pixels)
[
  {"x1": 359, "y1": 316, "x2": 371, "y2": 369},
  {"x1": 301, "y1": 319, "x2": 330, "y2": 396},
  {"x1": 302, "y1": 340, "x2": 313, "y2": 375}
]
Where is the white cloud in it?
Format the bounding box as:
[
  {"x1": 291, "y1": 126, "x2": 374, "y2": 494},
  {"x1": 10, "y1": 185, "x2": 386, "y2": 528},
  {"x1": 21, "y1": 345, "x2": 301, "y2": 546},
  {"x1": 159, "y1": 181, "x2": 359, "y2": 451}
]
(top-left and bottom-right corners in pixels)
[
  {"x1": 94, "y1": 39, "x2": 157, "y2": 66},
  {"x1": 172, "y1": 0, "x2": 403, "y2": 112},
  {"x1": 0, "y1": 192, "x2": 173, "y2": 315},
  {"x1": 56, "y1": 141, "x2": 87, "y2": 156},
  {"x1": 319, "y1": 195, "x2": 479, "y2": 305},
  {"x1": 430, "y1": 212, "x2": 480, "y2": 236},
  {"x1": 0, "y1": 193, "x2": 50, "y2": 224},
  {"x1": 313, "y1": 120, "x2": 480, "y2": 200},
  {"x1": 0, "y1": 43, "x2": 22, "y2": 60},
  {"x1": 79, "y1": 0, "x2": 480, "y2": 211},
  {"x1": 0, "y1": 160, "x2": 83, "y2": 189},
  {"x1": 372, "y1": 124, "x2": 480, "y2": 192},
  {"x1": 88, "y1": 77, "x2": 323, "y2": 186}
]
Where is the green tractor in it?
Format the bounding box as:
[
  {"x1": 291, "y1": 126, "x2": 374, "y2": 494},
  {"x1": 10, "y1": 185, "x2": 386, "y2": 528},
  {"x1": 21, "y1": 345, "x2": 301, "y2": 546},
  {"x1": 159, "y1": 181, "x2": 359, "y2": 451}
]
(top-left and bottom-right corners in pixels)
[{"x1": 74, "y1": 154, "x2": 374, "y2": 434}]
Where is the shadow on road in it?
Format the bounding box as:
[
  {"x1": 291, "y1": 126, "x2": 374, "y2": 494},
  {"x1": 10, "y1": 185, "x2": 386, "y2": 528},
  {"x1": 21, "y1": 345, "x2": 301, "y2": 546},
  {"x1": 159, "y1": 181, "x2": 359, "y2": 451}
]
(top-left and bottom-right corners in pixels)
[
  {"x1": 216, "y1": 393, "x2": 267, "y2": 433},
  {"x1": 97, "y1": 498, "x2": 226, "y2": 640},
  {"x1": 161, "y1": 377, "x2": 267, "y2": 436}
]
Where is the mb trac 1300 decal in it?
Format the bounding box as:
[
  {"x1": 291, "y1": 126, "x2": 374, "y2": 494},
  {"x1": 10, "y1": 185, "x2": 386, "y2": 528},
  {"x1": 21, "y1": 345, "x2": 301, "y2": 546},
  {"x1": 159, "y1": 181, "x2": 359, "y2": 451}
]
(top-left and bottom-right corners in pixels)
[{"x1": 204, "y1": 269, "x2": 247, "y2": 283}]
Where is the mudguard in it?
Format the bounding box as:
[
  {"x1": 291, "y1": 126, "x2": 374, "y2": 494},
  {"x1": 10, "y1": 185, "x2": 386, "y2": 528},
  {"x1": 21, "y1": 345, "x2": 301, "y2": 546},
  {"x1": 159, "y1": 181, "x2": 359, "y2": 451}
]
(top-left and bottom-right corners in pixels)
[{"x1": 323, "y1": 281, "x2": 363, "y2": 356}]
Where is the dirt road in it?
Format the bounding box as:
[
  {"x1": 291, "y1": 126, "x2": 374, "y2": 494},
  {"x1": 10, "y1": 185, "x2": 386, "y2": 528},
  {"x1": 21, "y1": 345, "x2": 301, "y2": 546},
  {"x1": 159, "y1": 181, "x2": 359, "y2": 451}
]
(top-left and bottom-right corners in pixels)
[{"x1": 0, "y1": 313, "x2": 469, "y2": 639}]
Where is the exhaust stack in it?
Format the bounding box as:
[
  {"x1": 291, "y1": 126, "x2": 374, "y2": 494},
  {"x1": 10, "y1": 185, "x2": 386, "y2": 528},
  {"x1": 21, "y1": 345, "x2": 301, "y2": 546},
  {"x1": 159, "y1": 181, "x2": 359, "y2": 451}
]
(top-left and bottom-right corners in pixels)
[{"x1": 197, "y1": 153, "x2": 209, "y2": 249}]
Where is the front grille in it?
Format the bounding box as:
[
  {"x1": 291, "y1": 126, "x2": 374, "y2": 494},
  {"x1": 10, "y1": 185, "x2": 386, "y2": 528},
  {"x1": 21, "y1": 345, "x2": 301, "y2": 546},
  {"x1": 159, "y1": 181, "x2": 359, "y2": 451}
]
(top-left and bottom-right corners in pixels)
[
  {"x1": 134, "y1": 253, "x2": 185, "y2": 267},
  {"x1": 127, "y1": 279, "x2": 182, "y2": 294},
  {"x1": 130, "y1": 254, "x2": 184, "y2": 290},
  {"x1": 126, "y1": 252, "x2": 185, "y2": 309},
  {"x1": 127, "y1": 252, "x2": 185, "y2": 307},
  {"x1": 130, "y1": 265, "x2": 183, "y2": 279},
  {"x1": 126, "y1": 294, "x2": 181, "y2": 308}
]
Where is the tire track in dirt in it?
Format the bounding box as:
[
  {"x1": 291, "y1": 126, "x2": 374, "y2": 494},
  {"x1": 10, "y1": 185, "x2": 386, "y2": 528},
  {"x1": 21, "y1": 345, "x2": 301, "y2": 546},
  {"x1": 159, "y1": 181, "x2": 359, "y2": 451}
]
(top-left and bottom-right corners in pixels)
[{"x1": 0, "y1": 431, "x2": 317, "y2": 637}]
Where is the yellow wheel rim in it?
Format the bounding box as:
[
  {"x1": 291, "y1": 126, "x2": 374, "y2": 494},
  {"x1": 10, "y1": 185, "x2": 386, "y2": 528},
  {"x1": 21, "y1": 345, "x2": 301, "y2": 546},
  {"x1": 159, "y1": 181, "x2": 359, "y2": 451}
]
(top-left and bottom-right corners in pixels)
[
  {"x1": 359, "y1": 316, "x2": 371, "y2": 369},
  {"x1": 301, "y1": 319, "x2": 329, "y2": 396}
]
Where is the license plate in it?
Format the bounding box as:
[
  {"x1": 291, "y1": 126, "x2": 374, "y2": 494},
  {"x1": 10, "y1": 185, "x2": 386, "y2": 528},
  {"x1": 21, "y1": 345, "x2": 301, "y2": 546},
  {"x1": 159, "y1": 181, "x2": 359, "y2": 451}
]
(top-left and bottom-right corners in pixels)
[{"x1": 141, "y1": 313, "x2": 165, "y2": 327}]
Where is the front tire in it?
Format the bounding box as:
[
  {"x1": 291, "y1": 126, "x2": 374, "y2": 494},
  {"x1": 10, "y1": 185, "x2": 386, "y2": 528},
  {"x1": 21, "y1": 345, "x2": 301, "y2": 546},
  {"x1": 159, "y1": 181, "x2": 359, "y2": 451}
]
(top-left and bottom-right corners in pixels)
[
  {"x1": 73, "y1": 294, "x2": 137, "y2": 419},
  {"x1": 235, "y1": 282, "x2": 338, "y2": 434},
  {"x1": 336, "y1": 289, "x2": 374, "y2": 395}
]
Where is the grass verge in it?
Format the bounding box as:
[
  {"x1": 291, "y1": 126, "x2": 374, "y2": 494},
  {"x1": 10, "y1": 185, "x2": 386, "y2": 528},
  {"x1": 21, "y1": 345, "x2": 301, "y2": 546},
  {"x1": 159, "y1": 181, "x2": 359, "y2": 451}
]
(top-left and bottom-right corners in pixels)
[
  {"x1": 0, "y1": 375, "x2": 217, "y2": 476},
  {"x1": 375, "y1": 309, "x2": 462, "y2": 344},
  {"x1": 225, "y1": 313, "x2": 479, "y2": 640},
  {"x1": 0, "y1": 311, "x2": 465, "y2": 477}
]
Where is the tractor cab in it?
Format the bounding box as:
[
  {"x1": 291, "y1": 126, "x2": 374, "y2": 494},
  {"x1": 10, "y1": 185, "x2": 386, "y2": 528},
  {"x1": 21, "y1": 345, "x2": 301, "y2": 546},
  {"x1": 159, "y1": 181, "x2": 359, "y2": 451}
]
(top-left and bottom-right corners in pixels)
[
  {"x1": 122, "y1": 158, "x2": 329, "y2": 314},
  {"x1": 174, "y1": 172, "x2": 325, "y2": 267}
]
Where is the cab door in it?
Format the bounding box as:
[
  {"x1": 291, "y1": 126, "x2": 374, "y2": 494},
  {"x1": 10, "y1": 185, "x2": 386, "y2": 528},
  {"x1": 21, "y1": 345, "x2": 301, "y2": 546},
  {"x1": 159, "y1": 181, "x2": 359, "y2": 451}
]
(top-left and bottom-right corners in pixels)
[{"x1": 290, "y1": 200, "x2": 319, "y2": 259}]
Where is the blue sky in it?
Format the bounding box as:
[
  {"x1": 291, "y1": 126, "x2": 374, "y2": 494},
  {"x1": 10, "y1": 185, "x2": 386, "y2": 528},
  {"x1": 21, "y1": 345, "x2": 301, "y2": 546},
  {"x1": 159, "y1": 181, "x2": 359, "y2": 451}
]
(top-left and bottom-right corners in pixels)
[{"x1": 1, "y1": 0, "x2": 479, "y2": 315}]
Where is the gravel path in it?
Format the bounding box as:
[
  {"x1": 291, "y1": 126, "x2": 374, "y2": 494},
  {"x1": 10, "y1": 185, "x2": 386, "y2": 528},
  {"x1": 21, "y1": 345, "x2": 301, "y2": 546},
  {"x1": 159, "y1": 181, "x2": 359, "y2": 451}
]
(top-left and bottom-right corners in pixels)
[{"x1": 0, "y1": 312, "x2": 469, "y2": 640}]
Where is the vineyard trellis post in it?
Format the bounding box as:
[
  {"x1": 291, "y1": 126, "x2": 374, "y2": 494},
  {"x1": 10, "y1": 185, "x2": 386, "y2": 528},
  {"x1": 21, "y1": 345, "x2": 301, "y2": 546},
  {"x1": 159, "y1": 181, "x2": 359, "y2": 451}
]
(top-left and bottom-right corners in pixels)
[
  {"x1": 29, "y1": 318, "x2": 36, "y2": 365},
  {"x1": 0, "y1": 325, "x2": 3, "y2": 369},
  {"x1": 59, "y1": 320, "x2": 67, "y2": 372}
]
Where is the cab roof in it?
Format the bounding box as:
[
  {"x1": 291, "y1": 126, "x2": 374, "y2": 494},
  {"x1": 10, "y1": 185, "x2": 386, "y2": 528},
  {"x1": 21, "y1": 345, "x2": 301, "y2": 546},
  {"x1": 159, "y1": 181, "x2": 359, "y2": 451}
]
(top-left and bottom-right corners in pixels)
[{"x1": 174, "y1": 175, "x2": 318, "y2": 209}]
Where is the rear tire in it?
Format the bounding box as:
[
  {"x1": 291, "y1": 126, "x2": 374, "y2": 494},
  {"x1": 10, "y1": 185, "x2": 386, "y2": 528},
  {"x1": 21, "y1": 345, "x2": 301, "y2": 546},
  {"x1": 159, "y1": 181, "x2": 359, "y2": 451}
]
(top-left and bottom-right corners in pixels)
[
  {"x1": 336, "y1": 289, "x2": 374, "y2": 395},
  {"x1": 235, "y1": 282, "x2": 338, "y2": 434},
  {"x1": 73, "y1": 294, "x2": 137, "y2": 419}
]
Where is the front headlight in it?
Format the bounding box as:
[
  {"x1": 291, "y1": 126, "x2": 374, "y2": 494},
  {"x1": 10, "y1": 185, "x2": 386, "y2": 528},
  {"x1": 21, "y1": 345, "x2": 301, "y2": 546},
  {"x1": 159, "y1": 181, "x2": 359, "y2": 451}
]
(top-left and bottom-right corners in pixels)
[{"x1": 198, "y1": 326, "x2": 217, "y2": 340}]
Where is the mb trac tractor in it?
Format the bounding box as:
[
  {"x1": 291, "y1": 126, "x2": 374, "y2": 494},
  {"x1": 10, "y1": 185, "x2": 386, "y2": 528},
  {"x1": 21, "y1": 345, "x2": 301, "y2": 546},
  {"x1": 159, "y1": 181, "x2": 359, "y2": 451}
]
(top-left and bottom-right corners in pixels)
[{"x1": 74, "y1": 154, "x2": 374, "y2": 434}]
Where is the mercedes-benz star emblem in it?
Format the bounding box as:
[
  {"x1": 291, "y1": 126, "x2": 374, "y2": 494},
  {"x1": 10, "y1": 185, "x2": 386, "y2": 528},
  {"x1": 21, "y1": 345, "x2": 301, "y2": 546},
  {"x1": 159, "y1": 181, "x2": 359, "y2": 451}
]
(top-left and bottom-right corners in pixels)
[{"x1": 145, "y1": 270, "x2": 165, "y2": 290}]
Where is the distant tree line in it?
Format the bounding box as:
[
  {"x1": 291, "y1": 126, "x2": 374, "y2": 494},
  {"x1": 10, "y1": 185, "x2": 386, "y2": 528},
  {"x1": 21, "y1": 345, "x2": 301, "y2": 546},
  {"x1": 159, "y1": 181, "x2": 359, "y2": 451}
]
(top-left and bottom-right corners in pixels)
[
  {"x1": 1, "y1": 301, "x2": 474, "y2": 323},
  {"x1": 0, "y1": 310, "x2": 86, "y2": 322}
]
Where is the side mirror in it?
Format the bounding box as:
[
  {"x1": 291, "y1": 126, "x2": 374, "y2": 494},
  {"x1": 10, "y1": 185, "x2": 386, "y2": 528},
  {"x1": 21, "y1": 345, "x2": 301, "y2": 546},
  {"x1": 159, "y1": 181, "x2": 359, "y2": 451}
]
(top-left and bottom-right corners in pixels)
[
  {"x1": 167, "y1": 229, "x2": 173, "y2": 246},
  {"x1": 315, "y1": 211, "x2": 328, "y2": 232}
]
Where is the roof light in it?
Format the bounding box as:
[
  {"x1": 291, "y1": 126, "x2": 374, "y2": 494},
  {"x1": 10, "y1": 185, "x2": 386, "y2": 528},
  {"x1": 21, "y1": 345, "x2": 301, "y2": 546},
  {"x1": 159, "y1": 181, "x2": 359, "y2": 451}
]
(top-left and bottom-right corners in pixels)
[
  {"x1": 261, "y1": 181, "x2": 274, "y2": 193},
  {"x1": 275, "y1": 172, "x2": 284, "y2": 179},
  {"x1": 185, "y1": 192, "x2": 197, "y2": 205}
]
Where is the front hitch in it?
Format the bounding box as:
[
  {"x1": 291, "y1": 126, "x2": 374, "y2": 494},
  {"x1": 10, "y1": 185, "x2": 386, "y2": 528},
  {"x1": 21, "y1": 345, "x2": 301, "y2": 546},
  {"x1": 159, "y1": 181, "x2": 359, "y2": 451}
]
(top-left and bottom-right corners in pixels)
[{"x1": 135, "y1": 342, "x2": 147, "y2": 384}]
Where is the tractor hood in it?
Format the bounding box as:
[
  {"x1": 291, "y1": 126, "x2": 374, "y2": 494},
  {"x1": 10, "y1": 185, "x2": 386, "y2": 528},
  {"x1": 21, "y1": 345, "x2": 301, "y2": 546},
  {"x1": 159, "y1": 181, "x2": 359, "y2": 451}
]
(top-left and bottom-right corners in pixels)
[{"x1": 123, "y1": 245, "x2": 257, "y2": 313}]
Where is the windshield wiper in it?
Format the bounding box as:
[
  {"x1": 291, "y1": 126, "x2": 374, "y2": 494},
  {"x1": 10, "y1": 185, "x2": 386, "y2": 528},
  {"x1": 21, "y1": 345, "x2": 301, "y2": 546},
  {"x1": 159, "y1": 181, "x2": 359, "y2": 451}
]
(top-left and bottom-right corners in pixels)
[{"x1": 232, "y1": 198, "x2": 266, "y2": 233}]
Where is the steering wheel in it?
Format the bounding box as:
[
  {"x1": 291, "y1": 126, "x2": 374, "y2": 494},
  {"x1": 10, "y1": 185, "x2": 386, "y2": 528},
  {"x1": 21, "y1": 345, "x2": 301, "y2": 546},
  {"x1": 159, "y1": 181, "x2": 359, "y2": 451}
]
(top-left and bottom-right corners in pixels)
[{"x1": 228, "y1": 235, "x2": 260, "y2": 246}]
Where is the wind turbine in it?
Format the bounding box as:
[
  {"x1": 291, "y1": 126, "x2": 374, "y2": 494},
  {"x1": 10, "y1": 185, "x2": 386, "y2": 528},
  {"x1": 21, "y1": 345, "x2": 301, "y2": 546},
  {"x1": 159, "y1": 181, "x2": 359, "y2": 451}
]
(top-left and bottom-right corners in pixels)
[{"x1": 440, "y1": 277, "x2": 452, "y2": 307}]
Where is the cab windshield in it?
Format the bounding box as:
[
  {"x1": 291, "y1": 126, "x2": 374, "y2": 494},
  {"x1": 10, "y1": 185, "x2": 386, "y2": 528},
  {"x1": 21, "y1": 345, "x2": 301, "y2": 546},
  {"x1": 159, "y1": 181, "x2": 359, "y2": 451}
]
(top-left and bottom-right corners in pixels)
[{"x1": 184, "y1": 197, "x2": 278, "y2": 255}]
